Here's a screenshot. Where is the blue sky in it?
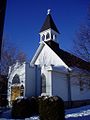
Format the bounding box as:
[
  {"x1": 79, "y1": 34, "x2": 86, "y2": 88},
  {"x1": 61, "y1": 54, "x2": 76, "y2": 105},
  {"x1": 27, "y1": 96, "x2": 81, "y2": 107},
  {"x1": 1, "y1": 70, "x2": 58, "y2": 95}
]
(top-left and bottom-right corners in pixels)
[{"x1": 4, "y1": 0, "x2": 90, "y2": 60}]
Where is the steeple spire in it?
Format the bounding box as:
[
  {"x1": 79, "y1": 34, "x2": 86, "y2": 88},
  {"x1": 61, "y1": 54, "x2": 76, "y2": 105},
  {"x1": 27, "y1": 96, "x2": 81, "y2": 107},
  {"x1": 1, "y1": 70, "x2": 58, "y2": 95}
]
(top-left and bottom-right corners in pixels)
[
  {"x1": 40, "y1": 9, "x2": 59, "y2": 33},
  {"x1": 39, "y1": 10, "x2": 60, "y2": 43}
]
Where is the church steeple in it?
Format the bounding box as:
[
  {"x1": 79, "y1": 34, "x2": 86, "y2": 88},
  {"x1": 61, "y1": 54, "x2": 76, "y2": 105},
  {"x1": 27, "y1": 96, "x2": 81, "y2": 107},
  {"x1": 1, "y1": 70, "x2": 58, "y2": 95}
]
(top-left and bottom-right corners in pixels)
[{"x1": 39, "y1": 9, "x2": 59, "y2": 43}]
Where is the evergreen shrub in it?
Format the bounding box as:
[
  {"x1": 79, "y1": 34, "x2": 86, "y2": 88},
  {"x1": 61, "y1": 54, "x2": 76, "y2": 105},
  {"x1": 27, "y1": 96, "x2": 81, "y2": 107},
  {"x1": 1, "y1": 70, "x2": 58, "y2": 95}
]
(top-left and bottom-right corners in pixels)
[
  {"x1": 11, "y1": 96, "x2": 65, "y2": 119},
  {"x1": 11, "y1": 98, "x2": 31, "y2": 119},
  {"x1": 27, "y1": 96, "x2": 39, "y2": 116},
  {"x1": 38, "y1": 96, "x2": 65, "y2": 120},
  {"x1": 11, "y1": 96, "x2": 39, "y2": 119}
]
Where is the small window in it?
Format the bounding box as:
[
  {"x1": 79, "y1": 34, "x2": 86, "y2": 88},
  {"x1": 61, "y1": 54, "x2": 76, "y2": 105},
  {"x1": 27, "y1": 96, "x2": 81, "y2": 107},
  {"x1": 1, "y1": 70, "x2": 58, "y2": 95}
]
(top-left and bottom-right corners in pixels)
[
  {"x1": 46, "y1": 33, "x2": 50, "y2": 39},
  {"x1": 55, "y1": 35, "x2": 56, "y2": 39},
  {"x1": 41, "y1": 74, "x2": 46, "y2": 93},
  {"x1": 80, "y1": 80, "x2": 84, "y2": 91},
  {"x1": 20, "y1": 85, "x2": 24, "y2": 96},
  {"x1": 42, "y1": 34, "x2": 45, "y2": 41},
  {"x1": 20, "y1": 91, "x2": 24, "y2": 96},
  {"x1": 51, "y1": 34, "x2": 53, "y2": 39},
  {"x1": 53, "y1": 34, "x2": 56, "y2": 40}
]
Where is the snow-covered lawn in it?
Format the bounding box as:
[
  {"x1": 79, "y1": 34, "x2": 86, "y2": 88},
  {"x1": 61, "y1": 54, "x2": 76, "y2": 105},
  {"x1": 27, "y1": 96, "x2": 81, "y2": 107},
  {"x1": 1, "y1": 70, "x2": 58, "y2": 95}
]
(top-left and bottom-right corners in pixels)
[
  {"x1": 1, "y1": 105, "x2": 90, "y2": 119},
  {"x1": 65, "y1": 105, "x2": 90, "y2": 120}
]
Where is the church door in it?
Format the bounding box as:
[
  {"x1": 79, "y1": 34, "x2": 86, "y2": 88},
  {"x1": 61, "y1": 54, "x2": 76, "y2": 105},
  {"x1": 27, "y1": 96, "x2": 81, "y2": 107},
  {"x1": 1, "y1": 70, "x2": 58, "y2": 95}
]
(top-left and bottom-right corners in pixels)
[{"x1": 11, "y1": 86, "x2": 21, "y2": 101}]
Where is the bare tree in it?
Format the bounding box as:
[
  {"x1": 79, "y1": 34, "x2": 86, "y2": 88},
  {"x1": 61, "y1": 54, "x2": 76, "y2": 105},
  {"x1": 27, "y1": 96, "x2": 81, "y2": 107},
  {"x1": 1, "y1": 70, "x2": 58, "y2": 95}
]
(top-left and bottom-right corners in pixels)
[
  {"x1": 0, "y1": 40, "x2": 27, "y2": 75},
  {"x1": 73, "y1": 5, "x2": 90, "y2": 89},
  {"x1": 74, "y1": 25, "x2": 90, "y2": 62},
  {"x1": 74, "y1": 6, "x2": 90, "y2": 62}
]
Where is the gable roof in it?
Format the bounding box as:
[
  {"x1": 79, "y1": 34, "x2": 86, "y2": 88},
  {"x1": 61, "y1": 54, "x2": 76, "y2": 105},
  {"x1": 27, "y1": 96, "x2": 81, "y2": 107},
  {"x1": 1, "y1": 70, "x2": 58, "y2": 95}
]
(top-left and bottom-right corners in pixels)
[
  {"x1": 30, "y1": 40, "x2": 90, "y2": 71},
  {"x1": 45, "y1": 40, "x2": 90, "y2": 71},
  {"x1": 40, "y1": 14, "x2": 59, "y2": 33}
]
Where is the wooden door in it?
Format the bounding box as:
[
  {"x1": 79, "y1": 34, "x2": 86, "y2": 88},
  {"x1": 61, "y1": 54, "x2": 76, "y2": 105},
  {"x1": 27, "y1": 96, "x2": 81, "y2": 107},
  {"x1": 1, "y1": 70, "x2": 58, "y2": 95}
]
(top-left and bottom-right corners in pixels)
[{"x1": 11, "y1": 86, "x2": 21, "y2": 101}]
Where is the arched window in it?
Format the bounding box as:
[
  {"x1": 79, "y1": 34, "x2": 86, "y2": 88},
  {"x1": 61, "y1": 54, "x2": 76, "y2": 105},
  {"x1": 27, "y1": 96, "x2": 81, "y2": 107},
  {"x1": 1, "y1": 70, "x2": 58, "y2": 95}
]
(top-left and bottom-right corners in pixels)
[
  {"x1": 12, "y1": 74, "x2": 20, "y2": 84},
  {"x1": 53, "y1": 34, "x2": 56, "y2": 40},
  {"x1": 51, "y1": 34, "x2": 53, "y2": 39},
  {"x1": 20, "y1": 85, "x2": 24, "y2": 96},
  {"x1": 41, "y1": 74, "x2": 46, "y2": 93},
  {"x1": 46, "y1": 33, "x2": 50, "y2": 39},
  {"x1": 42, "y1": 34, "x2": 45, "y2": 41}
]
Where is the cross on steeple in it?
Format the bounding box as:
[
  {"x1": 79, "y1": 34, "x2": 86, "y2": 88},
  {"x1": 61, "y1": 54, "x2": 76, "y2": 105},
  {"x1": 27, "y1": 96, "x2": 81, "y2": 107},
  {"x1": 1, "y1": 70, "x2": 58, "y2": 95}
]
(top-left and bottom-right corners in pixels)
[{"x1": 47, "y1": 9, "x2": 51, "y2": 15}]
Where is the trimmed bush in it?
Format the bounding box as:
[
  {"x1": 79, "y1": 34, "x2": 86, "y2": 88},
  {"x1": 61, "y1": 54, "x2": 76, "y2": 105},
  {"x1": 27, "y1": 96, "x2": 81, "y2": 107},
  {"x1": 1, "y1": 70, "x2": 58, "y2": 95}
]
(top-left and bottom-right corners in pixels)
[
  {"x1": 11, "y1": 98, "x2": 31, "y2": 119},
  {"x1": 38, "y1": 96, "x2": 65, "y2": 120},
  {"x1": 11, "y1": 96, "x2": 39, "y2": 119},
  {"x1": 11, "y1": 96, "x2": 65, "y2": 119},
  {"x1": 27, "y1": 96, "x2": 39, "y2": 116}
]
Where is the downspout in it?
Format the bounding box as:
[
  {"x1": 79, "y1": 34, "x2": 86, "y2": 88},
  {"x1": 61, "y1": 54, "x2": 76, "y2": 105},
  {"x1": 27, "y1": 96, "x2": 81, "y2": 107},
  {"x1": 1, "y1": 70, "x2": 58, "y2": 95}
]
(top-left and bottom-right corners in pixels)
[
  {"x1": 67, "y1": 69, "x2": 72, "y2": 102},
  {"x1": 24, "y1": 63, "x2": 27, "y2": 98},
  {"x1": 51, "y1": 71, "x2": 53, "y2": 96},
  {"x1": 35, "y1": 65, "x2": 37, "y2": 96},
  {"x1": 51, "y1": 65, "x2": 54, "y2": 96}
]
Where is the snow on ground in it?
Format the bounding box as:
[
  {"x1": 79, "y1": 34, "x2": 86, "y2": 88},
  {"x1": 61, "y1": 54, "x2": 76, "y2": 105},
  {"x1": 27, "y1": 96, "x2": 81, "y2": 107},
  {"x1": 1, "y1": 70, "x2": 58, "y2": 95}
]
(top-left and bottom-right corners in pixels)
[
  {"x1": 1, "y1": 105, "x2": 90, "y2": 119},
  {"x1": 65, "y1": 105, "x2": 90, "y2": 120},
  {"x1": 0, "y1": 109, "x2": 11, "y2": 119},
  {"x1": 25, "y1": 116, "x2": 40, "y2": 120}
]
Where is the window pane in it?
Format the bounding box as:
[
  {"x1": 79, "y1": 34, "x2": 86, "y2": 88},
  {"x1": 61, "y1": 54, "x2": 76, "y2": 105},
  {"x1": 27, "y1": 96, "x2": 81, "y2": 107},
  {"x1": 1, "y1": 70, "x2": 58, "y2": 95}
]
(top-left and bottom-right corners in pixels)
[
  {"x1": 42, "y1": 34, "x2": 45, "y2": 41},
  {"x1": 41, "y1": 74, "x2": 46, "y2": 93},
  {"x1": 12, "y1": 74, "x2": 20, "y2": 84},
  {"x1": 46, "y1": 33, "x2": 50, "y2": 39}
]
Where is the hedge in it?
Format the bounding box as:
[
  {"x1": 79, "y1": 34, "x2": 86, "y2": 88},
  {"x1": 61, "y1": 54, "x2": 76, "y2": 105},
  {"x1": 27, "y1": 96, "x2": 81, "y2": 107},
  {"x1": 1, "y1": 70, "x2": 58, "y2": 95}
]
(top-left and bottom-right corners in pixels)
[{"x1": 11, "y1": 96, "x2": 65, "y2": 120}]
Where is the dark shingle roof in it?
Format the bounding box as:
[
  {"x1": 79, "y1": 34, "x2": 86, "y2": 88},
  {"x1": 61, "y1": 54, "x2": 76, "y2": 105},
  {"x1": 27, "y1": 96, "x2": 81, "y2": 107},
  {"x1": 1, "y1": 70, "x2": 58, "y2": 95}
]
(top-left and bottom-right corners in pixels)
[
  {"x1": 45, "y1": 40, "x2": 90, "y2": 71},
  {"x1": 40, "y1": 14, "x2": 59, "y2": 33}
]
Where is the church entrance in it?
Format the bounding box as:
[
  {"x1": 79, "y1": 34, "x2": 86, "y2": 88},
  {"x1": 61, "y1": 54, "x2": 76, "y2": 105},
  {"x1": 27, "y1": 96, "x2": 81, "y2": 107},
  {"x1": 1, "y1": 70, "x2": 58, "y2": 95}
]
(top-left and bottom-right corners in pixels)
[
  {"x1": 11, "y1": 86, "x2": 21, "y2": 101},
  {"x1": 11, "y1": 84, "x2": 24, "y2": 104},
  {"x1": 10, "y1": 74, "x2": 24, "y2": 105}
]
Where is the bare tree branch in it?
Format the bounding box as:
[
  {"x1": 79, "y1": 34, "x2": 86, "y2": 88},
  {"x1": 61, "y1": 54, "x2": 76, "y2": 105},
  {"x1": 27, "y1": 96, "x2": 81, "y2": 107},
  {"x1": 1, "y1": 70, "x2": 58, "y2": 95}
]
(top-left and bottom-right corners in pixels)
[
  {"x1": 0, "y1": 39, "x2": 27, "y2": 75},
  {"x1": 73, "y1": 5, "x2": 90, "y2": 89}
]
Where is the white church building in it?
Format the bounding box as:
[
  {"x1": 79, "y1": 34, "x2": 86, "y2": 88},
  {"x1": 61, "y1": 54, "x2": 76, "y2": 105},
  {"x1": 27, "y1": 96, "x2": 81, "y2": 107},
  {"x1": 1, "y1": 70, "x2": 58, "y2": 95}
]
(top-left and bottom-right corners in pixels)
[{"x1": 7, "y1": 10, "x2": 90, "y2": 106}]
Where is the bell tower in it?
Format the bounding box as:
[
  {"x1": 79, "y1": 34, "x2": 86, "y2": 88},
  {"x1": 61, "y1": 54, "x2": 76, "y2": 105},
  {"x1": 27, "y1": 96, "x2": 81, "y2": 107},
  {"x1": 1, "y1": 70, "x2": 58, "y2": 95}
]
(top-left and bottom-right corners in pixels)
[{"x1": 39, "y1": 9, "x2": 59, "y2": 43}]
